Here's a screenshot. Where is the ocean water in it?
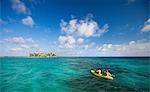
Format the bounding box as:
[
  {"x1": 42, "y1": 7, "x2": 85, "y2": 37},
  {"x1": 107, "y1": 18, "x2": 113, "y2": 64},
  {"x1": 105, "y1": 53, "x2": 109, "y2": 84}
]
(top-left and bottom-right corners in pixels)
[{"x1": 0, "y1": 57, "x2": 150, "y2": 92}]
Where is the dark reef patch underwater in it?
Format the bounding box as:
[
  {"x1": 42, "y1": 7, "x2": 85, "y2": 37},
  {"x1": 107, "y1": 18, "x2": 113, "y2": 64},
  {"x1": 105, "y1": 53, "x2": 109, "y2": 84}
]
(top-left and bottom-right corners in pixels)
[{"x1": 0, "y1": 57, "x2": 150, "y2": 92}]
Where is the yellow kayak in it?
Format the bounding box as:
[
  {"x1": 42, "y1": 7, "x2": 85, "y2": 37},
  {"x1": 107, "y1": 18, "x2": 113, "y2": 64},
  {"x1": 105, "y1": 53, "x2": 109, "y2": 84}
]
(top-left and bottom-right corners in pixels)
[{"x1": 90, "y1": 70, "x2": 113, "y2": 80}]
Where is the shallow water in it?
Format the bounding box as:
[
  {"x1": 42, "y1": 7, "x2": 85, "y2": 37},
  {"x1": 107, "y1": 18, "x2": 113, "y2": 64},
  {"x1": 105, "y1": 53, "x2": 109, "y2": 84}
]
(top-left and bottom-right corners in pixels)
[{"x1": 0, "y1": 57, "x2": 150, "y2": 92}]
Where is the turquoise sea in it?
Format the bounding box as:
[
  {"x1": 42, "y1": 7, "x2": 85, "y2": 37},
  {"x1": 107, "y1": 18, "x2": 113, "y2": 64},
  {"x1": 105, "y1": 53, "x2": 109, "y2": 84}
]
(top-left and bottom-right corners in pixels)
[{"x1": 0, "y1": 57, "x2": 150, "y2": 92}]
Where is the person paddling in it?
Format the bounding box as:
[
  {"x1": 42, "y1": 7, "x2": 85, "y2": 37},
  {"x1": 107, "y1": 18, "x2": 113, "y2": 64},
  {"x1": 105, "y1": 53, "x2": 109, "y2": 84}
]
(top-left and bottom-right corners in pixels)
[
  {"x1": 96, "y1": 68, "x2": 102, "y2": 75},
  {"x1": 106, "y1": 70, "x2": 112, "y2": 76}
]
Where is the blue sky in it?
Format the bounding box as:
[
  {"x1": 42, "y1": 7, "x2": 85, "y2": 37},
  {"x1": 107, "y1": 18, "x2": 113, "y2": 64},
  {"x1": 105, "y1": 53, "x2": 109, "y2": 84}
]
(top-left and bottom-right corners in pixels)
[{"x1": 0, "y1": 0, "x2": 150, "y2": 56}]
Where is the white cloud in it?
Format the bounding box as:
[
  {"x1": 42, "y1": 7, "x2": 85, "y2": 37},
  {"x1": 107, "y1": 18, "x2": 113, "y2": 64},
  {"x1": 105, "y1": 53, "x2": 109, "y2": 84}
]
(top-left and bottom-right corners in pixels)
[
  {"x1": 31, "y1": 44, "x2": 39, "y2": 48},
  {"x1": 80, "y1": 42, "x2": 95, "y2": 50},
  {"x1": 107, "y1": 44, "x2": 113, "y2": 48},
  {"x1": 4, "y1": 37, "x2": 34, "y2": 44},
  {"x1": 89, "y1": 42, "x2": 95, "y2": 48},
  {"x1": 58, "y1": 14, "x2": 108, "y2": 49},
  {"x1": 58, "y1": 36, "x2": 67, "y2": 44},
  {"x1": 20, "y1": 45, "x2": 30, "y2": 49},
  {"x1": 9, "y1": 44, "x2": 45, "y2": 54},
  {"x1": 77, "y1": 20, "x2": 98, "y2": 37},
  {"x1": 22, "y1": 16, "x2": 35, "y2": 27},
  {"x1": 10, "y1": 47, "x2": 24, "y2": 52},
  {"x1": 100, "y1": 24, "x2": 109, "y2": 32},
  {"x1": 141, "y1": 18, "x2": 150, "y2": 32},
  {"x1": 129, "y1": 41, "x2": 135, "y2": 45},
  {"x1": 64, "y1": 43, "x2": 74, "y2": 48},
  {"x1": 10, "y1": 44, "x2": 30, "y2": 52},
  {"x1": 60, "y1": 15, "x2": 108, "y2": 37},
  {"x1": 11, "y1": 0, "x2": 29, "y2": 14},
  {"x1": 137, "y1": 39, "x2": 147, "y2": 43},
  {"x1": 67, "y1": 36, "x2": 76, "y2": 45},
  {"x1": 97, "y1": 41, "x2": 150, "y2": 56},
  {"x1": 60, "y1": 19, "x2": 77, "y2": 35},
  {"x1": 58, "y1": 36, "x2": 76, "y2": 48},
  {"x1": 76, "y1": 38, "x2": 84, "y2": 44},
  {"x1": 97, "y1": 44, "x2": 113, "y2": 52},
  {"x1": 141, "y1": 25, "x2": 150, "y2": 32}
]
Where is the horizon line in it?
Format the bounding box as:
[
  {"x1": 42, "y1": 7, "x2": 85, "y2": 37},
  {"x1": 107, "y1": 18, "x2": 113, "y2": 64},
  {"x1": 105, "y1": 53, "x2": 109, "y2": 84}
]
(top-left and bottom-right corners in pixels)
[{"x1": 0, "y1": 56, "x2": 150, "y2": 58}]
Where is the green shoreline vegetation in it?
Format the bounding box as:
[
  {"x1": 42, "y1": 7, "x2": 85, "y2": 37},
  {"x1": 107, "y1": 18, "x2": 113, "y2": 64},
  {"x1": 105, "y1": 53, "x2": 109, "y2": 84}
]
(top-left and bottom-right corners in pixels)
[{"x1": 29, "y1": 53, "x2": 56, "y2": 58}]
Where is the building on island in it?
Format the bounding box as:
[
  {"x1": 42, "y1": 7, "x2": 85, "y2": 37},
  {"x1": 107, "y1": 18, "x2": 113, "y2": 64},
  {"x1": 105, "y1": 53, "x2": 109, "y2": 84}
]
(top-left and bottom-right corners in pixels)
[{"x1": 29, "y1": 53, "x2": 56, "y2": 58}]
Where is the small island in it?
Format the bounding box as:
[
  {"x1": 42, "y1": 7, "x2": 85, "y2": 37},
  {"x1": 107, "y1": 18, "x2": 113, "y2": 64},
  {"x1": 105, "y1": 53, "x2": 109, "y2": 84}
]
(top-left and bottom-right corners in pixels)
[{"x1": 29, "y1": 53, "x2": 56, "y2": 58}]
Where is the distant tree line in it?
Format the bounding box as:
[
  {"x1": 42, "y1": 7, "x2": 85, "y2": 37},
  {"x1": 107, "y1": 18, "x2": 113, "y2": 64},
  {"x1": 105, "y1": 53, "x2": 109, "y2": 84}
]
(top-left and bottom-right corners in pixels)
[{"x1": 29, "y1": 53, "x2": 56, "y2": 57}]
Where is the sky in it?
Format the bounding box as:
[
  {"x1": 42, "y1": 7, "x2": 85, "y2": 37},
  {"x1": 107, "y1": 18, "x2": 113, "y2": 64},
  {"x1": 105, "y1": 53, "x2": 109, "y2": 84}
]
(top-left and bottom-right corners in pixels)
[{"x1": 0, "y1": 0, "x2": 150, "y2": 56}]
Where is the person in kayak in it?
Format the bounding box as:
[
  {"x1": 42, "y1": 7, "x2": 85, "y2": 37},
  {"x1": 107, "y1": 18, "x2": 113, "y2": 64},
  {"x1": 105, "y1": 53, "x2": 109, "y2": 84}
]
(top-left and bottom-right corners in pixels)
[
  {"x1": 106, "y1": 70, "x2": 112, "y2": 76},
  {"x1": 96, "y1": 68, "x2": 102, "y2": 75}
]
